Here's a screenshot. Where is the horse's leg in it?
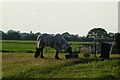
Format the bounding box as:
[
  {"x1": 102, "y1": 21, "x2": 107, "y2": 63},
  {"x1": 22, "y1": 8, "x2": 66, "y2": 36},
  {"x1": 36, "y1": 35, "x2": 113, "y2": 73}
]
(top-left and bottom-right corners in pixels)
[
  {"x1": 34, "y1": 47, "x2": 41, "y2": 58},
  {"x1": 40, "y1": 46, "x2": 44, "y2": 58},
  {"x1": 55, "y1": 50, "x2": 59, "y2": 59}
]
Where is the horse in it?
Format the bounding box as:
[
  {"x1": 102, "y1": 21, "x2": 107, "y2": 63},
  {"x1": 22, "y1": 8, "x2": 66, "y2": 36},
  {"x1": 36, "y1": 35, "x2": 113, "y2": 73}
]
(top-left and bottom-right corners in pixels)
[{"x1": 34, "y1": 33, "x2": 72, "y2": 59}]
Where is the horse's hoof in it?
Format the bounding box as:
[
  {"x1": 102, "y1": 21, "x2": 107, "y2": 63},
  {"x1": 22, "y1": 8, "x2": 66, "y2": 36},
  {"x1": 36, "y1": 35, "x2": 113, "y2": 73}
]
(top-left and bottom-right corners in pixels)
[
  {"x1": 55, "y1": 57, "x2": 60, "y2": 59},
  {"x1": 34, "y1": 55, "x2": 38, "y2": 58},
  {"x1": 41, "y1": 56, "x2": 44, "y2": 58}
]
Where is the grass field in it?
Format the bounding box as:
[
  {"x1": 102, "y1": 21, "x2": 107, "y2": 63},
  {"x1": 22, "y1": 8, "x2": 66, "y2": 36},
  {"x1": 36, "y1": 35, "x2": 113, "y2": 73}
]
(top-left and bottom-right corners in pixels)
[
  {"x1": 1, "y1": 40, "x2": 94, "y2": 53},
  {"x1": 1, "y1": 40, "x2": 36, "y2": 53},
  {"x1": 1, "y1": 40, "x2": 120, "y2": 79},
  {"x1": 2, "y1": 53, "x2": 120, "y2": 78}
]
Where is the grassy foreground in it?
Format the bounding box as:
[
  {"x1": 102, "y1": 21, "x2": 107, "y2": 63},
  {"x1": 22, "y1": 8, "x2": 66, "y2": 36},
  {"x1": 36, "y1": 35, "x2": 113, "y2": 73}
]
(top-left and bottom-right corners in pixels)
[{"x1": 2, "y1": 53, "x2": 120, "y2": 79}]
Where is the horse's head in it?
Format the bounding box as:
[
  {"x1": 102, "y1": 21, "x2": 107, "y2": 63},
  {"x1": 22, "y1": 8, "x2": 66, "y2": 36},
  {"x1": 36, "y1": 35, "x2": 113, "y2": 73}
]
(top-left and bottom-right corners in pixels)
[
  {"x1": 67, "y1": 47, "x2": 72, "y2": 53},
  {"x1": 34, "y1": 48, "x2": 40, "y2": 58}
]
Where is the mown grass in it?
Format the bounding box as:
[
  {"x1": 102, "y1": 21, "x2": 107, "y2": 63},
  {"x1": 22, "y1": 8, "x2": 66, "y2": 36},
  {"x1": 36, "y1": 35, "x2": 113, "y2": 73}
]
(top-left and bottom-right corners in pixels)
[{"x1": 2, "y1": 53, "x2": 120, "y2": 78}]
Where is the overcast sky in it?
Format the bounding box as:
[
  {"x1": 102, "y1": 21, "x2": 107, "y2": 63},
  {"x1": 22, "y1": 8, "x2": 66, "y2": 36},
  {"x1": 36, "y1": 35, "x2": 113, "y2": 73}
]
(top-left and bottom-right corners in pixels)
[{"x1": 1, "y1": 2, "x2": 118, "y2": 36}]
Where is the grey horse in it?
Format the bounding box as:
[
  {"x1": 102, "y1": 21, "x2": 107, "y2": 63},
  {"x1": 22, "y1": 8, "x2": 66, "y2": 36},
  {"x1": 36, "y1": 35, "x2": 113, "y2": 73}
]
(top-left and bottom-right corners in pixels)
[{"x1": 34, "y1": 33, "x2": 72, "y2": 59}]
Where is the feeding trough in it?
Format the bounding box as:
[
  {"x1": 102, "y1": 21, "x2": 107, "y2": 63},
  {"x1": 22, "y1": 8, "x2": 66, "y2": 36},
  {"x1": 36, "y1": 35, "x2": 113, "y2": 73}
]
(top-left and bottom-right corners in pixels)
[{"x1": 65, "y1": 53, "x2": 78, "y2": 59}]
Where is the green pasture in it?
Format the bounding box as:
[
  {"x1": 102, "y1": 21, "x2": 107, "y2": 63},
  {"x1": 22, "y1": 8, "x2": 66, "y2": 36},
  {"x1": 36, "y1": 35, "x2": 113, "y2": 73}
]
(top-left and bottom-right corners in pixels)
[
  {"x1": 1, "y1": 40, "x2": 94, "y2": 53},
  {"x1": 1, "y1": 40, "x2": 120, "y2": 78},
  {"x1": 1, "y1": 40, "x2": 36, "y2": 53}
]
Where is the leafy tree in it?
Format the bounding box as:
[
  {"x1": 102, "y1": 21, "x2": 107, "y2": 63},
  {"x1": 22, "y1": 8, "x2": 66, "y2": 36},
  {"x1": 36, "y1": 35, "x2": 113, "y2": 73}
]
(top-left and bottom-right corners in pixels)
[
  {"x1": 0, "y1": 28, "x2": 115, "y2": 42},
  {"x1": 21, "y1": 32, "x2": 41, "y2": 40},
  {"x1": 21, "y1": 33, "x2": 29, "y2": 40},
  {"x1": 70, "y1": 34, "x2": 79, "y2": 41},
  {"x1": 86, "y1": 28, "x2": 108, "y2": 39},
  {"x1": 7, "y1": 30, "x2": 21, "y2": 40},
  {"x1": 21, "y1": 33, "x2": 35, "y2": 40},
  {"x1": 0, "y1": 30, "x2": 8, "y2": 40},
  {"x1": 108, "y1": 32, "x2": 115, "y2": 39},
  {"x1": 86, "y1": 28, "x2": 109, "y2": 57}
]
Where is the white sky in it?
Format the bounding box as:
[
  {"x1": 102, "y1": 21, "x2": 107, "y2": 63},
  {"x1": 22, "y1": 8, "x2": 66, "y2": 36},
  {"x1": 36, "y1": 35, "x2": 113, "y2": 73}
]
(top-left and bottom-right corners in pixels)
[{"x1": 1, "y1": 2, "x2": 118, "y2": 36}]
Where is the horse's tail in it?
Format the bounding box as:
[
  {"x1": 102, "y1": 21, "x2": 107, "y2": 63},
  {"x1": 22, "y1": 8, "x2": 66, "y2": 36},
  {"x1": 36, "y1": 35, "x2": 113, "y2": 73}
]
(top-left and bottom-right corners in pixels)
[
  {"x1": 36, "y1": 34, "x2": 41, "y2": 43},
  {"x1": 36, "y1": 34, "x2": 42, "y2": 48}
]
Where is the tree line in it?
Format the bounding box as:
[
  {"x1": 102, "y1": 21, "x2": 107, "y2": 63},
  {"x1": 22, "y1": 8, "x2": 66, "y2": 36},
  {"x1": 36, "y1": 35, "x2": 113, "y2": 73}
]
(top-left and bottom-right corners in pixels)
[{"x1": 0, "y1": 28, "x2": 117, "y2": 42}]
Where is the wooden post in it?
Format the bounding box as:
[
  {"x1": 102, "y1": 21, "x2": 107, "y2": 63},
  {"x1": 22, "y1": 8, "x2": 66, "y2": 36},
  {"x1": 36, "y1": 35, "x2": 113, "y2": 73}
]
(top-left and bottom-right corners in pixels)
[{"x1": 94, "y1": 41, "x2": 97, "y2": 58}]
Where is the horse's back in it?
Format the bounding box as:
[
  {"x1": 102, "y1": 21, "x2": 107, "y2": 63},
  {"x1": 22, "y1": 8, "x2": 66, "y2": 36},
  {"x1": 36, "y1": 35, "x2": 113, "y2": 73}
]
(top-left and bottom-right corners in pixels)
[
  {"x1": 37, "y1": 33, "x2": 70, "y2": 50},
  {"x1": 53, "y1": 34, "x2": 70, "y2": 50},
  {"x1": 37, "y1": 33, "x2": 54, "y2": 47}
]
